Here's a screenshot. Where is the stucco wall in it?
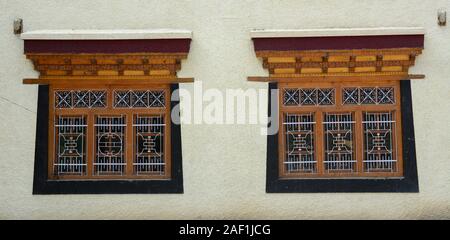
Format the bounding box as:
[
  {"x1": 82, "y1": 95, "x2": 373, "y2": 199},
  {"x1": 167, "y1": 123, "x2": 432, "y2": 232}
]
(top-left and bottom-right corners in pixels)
[{"x1": 1, "y1": 0, "x2": 449, "y2": 219}]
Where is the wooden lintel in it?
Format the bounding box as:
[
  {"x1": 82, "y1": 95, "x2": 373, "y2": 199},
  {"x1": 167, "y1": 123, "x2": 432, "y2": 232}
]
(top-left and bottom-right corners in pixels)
[
  {"x1": 23, "y1": 77, "x2": 194, "y2": 85},
  {"x1": 247, "y1": 74, "x2": 425, "y2": 83}
]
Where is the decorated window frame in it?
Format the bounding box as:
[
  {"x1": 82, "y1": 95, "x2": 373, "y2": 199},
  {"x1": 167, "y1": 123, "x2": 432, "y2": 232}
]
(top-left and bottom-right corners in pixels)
[
  {"x1": 22, "y1": 30, "x2": 192, "y2": 194},
  {"x1": 249, "y1": 28, "x2": 424, "y2": 193},
  {"x1": 49, "y1": 86, "x2": 171, "y2": 180}
]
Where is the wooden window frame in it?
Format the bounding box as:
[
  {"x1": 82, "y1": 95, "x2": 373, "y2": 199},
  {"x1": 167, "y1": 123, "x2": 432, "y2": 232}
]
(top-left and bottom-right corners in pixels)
[
  {"x1": 266, "y1": 81, "x2": 419, "y2": 193},
  {"x1": 48, "y1": 84, "x2": 172, "y2": 180},
  {"x1": 278, "y1": 81, "x2": 403, "y2": 179},
  {"x1": 32, "y1": 84, "x2": 184, "y2": 194}
]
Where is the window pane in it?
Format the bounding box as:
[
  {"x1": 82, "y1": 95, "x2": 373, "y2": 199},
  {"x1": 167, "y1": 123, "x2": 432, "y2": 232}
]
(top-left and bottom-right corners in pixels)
[
  {"x1": 54, "y1": 116, "x2": 87, "y2": 176},
  {"x1": 323, "y1": 113, "x2": 356, "y2": 172},
  {"x1": 284, "y1": 113, "x2": 316, "y2": 173},
  {"x1": 94, "y1": 115, "x2": 126, "y2": 175},
  {"x1": 363, "y1": 112, "x2": 397, "y2": 172},
  {"x1": 133, "y1": 115, "x2": 165, "y2": 175}
]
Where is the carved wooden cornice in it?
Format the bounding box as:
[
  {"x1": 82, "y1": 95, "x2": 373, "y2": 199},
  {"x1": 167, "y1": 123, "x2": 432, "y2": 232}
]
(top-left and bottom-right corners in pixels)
[
  {"x1": 248, "y1": 29, "x2": 425, "y2": 82},
  {"x1": 22, "y1": 30, "x2": 193, "y2": 85},
  {"x1": 26, "y1": 53, "x2": 187, "y2": 78}
]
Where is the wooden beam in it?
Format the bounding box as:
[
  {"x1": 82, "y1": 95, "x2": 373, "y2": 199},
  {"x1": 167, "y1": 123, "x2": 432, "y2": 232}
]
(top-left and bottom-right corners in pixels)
[
  {"x1": 23, "y1": 76, "x2": 194, "y2": 85},
  {"x1": 255, "y1": 48, "x2": 423, "y2": 58},
  {"x1": 247, "y1": 74, "x2": 425, "y2": 83}
]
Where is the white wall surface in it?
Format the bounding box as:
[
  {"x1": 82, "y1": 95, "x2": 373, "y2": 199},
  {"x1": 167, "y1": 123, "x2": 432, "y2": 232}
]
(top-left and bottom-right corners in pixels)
[{"x1": 0, "y1": 0, "x2": 449, "y2": 219}]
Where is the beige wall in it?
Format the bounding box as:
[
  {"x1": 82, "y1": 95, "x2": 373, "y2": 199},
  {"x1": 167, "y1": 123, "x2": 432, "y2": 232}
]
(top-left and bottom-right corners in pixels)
[{"x1": 1, "y1": 0, "x2": 449, "y2": 219}]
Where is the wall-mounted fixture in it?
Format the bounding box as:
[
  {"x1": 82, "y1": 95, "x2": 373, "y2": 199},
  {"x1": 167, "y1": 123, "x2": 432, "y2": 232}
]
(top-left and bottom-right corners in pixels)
[
  {"x1": 438, "y1": 9, "x2": 446, "y2": 26},
  {"x1": 13, "y1": 18, "x2": 23, "y2": 34}
]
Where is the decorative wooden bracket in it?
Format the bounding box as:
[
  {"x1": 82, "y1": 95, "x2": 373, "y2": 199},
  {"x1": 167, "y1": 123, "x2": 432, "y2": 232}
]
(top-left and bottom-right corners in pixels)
[{"x1": 248, "y1": 28, "x2": 425, "y2": 82}]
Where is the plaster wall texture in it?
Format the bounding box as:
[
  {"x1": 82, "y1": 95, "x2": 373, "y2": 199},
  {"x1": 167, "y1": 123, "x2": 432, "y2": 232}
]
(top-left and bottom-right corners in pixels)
[{"x1": 0, "y1": 0, "x2": 449, "y2": 219}]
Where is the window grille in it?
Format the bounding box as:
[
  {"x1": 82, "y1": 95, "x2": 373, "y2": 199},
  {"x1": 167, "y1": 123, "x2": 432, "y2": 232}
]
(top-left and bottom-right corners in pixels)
[
  {"x1": 54, "y1": 115, "x2": 87, "y2": 175},
  {"x1": 363, "y1": 112, "x2": 397, "y2": 172},
  {"x1": 50, "y1": 87, "x2": 170, "y2": 180},
  {"x1": 94, "y1": 115, "x2": 127, "y2": 175},
  {"x1": 284, "y1": 113, "x2": 316, "y2": 173},
  {"x1": 279, "y1": 82, "x2": 402, "y2": 178},
  {"x1": 134, "y1": 115, "x2": 165, "y2": 175}
]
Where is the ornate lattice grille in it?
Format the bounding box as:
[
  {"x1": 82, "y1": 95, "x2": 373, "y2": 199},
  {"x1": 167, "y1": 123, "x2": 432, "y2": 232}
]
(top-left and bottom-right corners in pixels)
[
  {"x1": 283, "y1": 113, "x2": 316, "y2": 173},
  {"x1": 54, "y1": 116, "x2": 87, "y2": 175},
  {"x1": 283, "y1": 88, "x2": 335, "y2": 106},
  {"x1": 133, "y1": 115, "x2": 166, "y2": 175},
  {"x1": 94, "y1": 116, "x2": 127, "y2": 175},
  {"x1": 323, "y1": 113, "x2": 356, "y2": 172},
  {"x1": 55, "y1": 90, "x2": 107, "y2": 108},
  {"x1": 114, "y1": 90, "x2": 165, "y2": 108},
  {"x1": 363, "y1": 112, "x2": 397, "y2": 172},
  {"x1": 342, "y1": 87, "x2": 395, "y2": 105}
]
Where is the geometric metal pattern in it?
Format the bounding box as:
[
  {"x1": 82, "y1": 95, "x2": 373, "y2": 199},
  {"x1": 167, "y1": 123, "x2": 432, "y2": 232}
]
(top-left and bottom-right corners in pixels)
[
  {"x1": 133, "y1": 115, "x2": 165, "y2": 175},
  {"x1": 54, "y1": 116, "x2": 87, "y2": 175},
  {"x1": 55, "y1": 90, "x2": 107, "y2": 108},
  {"x1": 283, "y1": 88, "x2": 335, "y2": 106},
  {"x1": 284, "y1": 113, "x2": 316, "y2": 173},
  {"x1": 114, "y1": 90, "x2": 165, "y2": 108},
  {"x1": 363, "y1": 112, "x2": 397, "y2": 172},
  {"x1": 342, "y1": 87, "x2": 395, "y2": 105},
  {"x1": 94, "y1": 116, "x2": 126, "y2": 175},
  {"x1": 323, "y1": 113, "x2": 356, "y2": 172}
]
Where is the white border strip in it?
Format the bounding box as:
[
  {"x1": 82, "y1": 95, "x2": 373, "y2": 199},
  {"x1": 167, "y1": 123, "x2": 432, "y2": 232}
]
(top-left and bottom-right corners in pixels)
[
  {"x1": 21, "y1": 29, "x2": 193, "y2": 40},
  {"x1": 250, "y1": 27, "x2": 425, "y2": 38}
]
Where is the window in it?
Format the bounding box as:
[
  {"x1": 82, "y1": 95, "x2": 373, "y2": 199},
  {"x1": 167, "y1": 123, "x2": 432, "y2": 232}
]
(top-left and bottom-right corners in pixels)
[
  {"x1": 50, "y1": 87, "x2": 170, "y2": 180},
  {"x1": 279, "y1": 82, "x2": 402, "y2": 178},
  {"x1": 22, "y1": 30, "x2": 193, "y2": 194},
  {"x1": 249, "y1": 28, "x2": 424, "y2": 192}
]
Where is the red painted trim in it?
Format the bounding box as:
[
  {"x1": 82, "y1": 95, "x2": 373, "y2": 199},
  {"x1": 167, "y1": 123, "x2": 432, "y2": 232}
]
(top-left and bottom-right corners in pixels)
[
  {"x1": 24, "y1": 39, "x2": 191, "y2": 54},
  {"x1": 253, "y1": 35, "x2": 424, "y2": 51}
]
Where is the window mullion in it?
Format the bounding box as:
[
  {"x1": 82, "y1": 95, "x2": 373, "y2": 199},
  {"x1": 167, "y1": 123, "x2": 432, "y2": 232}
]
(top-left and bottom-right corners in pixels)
[
  {"x1": 87, "y1": 112, "x2": 94, "y2": 177},
  {"x1": 126, "y1": 112, "x2": 134, "y2": 177},
  {"x1": 316, "y1": 111, "x2": 324, "y2": 175},
  {"x1": 354, "y1": 110, "x2": 363, "y2": 174}
]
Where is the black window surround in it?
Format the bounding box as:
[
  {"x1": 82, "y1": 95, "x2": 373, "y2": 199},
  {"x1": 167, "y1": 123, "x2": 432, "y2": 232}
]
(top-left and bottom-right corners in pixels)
[
  {"x1": 33, "y1": 84, "x2": 184, "y2": 194},
  {"x1": 266, "y1": 80, "x2": 419, "y2": 193}
]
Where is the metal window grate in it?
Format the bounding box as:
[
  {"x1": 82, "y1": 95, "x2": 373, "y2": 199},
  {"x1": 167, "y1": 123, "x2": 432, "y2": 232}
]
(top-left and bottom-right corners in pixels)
[
  {"x1": 284, "y1": 113, "x2": 316, "y2": 173},
  {"x1": 283, "y1": 88, "x2": 335, "y2": 106},
  {"x1": 323, "y1": 113, "x2": 356, "y2": 172},
  {"x1": 94, "y1": 115, "x2": 126, "y2": 175},
  {"x1": 54, "y1": 116, "x2": 87, "y2": 175},
  {"x1": 55, "y1": 90, "x2": 107, "y2": 109},
  {"x1": 342, "y1": 87, "x2": 395, "y2": 105},
  {"x1": 133, "y1": 115, "x2": 165, "y2": 175},
  {"x1": 114, "y1": 90, "x2": 165, "y2": 108},
  {"x1": 363, "y1": 112, "x2": 397, "y2": 172}
]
